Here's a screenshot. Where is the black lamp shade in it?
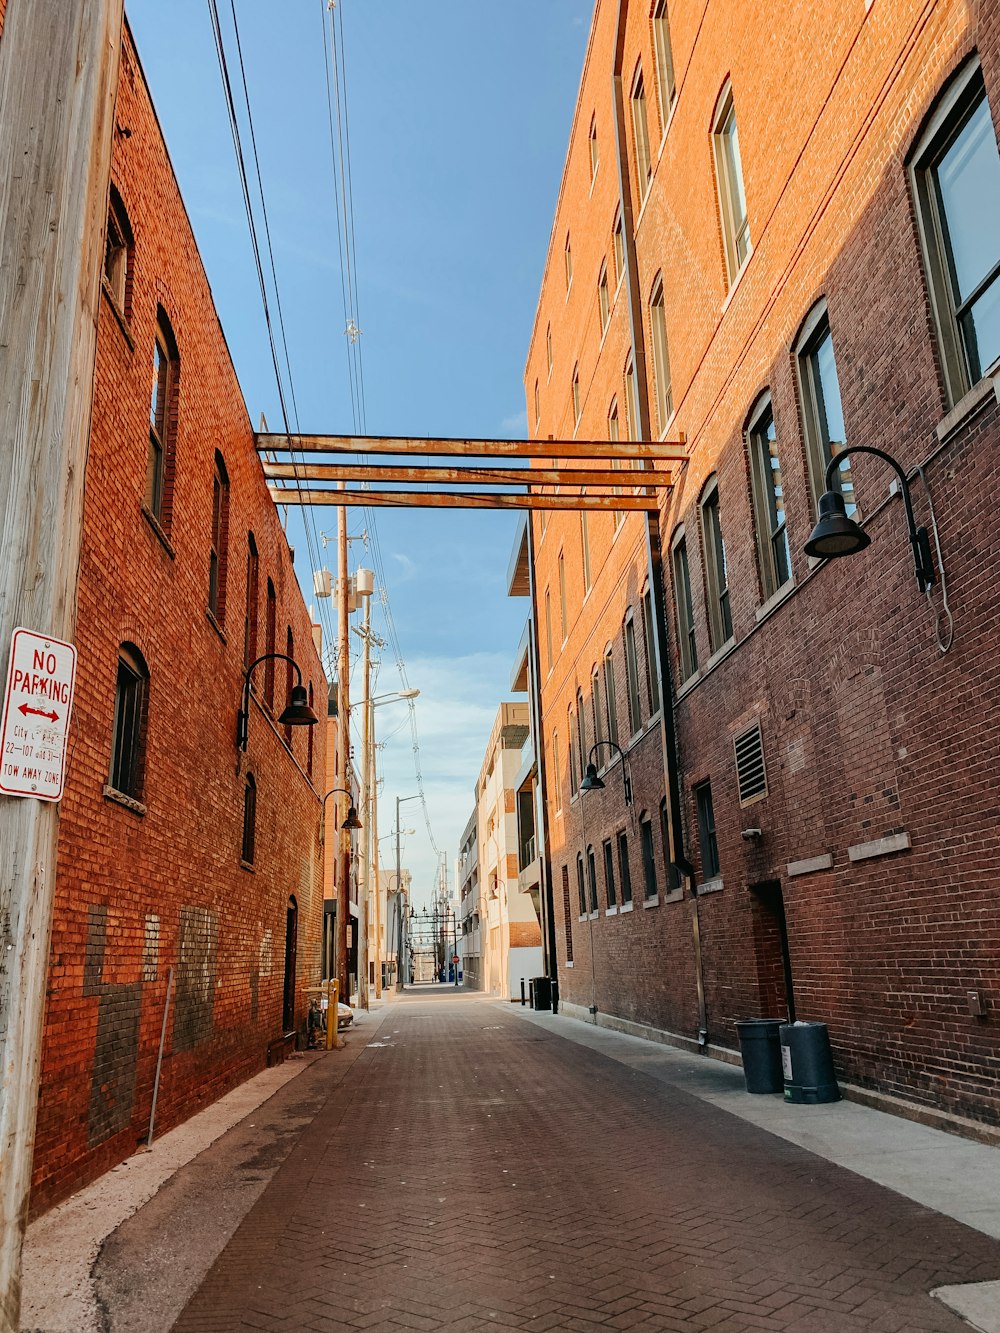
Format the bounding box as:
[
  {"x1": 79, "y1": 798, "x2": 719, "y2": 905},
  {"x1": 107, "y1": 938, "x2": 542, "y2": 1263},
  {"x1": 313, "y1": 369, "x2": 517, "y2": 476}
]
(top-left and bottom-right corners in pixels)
[
  {"x1": 804, "y1": 490, "x2": 871, "y2": 559},
  {"x1": 341, "y1": 805, "x2": 362, "y2": 831},
  {"x1": 580, "y1": 762, "x2": 605, "y2": 793},
  {"x1": 279, "y1": 683, "x2": 319, "y2": 728}
]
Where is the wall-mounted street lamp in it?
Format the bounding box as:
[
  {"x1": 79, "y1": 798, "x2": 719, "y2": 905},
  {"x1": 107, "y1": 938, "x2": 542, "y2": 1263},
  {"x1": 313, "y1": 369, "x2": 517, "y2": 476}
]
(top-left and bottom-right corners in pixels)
[
  {"x1": 237, "y1": 652, "x2": 318, "y2": 751},
  {"x1": 321, "y1": 786, "x2": 363, "y2": 840},
  {"x1": 804, "y1": 446, "x2": 935, "y2": 592},
  {"x1": 580, "y1": 739, "x2": 633, "y2": 805}
]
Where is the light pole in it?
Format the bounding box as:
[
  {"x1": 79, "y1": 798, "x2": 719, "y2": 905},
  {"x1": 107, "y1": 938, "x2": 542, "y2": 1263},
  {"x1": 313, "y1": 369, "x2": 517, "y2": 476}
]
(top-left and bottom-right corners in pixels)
[
  {"x1": 395, "y1": 793, "x2": 422, "y2": 989},
  {"x1": 578, "y1": 739, "x2": 634, "y2": 1023}
]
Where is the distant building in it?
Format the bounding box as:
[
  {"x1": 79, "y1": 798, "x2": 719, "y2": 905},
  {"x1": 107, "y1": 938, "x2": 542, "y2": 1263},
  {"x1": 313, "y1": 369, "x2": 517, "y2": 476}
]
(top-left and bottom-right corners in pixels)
[
  {"x1": 28, "y1": 17, "x2": 325, "y2": 1216},
  {"x1": 525, "y1": 0, "x2": 1000, "y2": 1129}
]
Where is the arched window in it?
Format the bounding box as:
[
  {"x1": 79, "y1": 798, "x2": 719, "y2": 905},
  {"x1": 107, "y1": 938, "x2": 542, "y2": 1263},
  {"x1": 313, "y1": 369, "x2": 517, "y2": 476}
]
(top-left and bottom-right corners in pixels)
[
  {"x1": 640, "y1": 811, "x2": 658, "y2": 900},
  {"x1": 671, "y1": 526, "x2": 698, "y2": 682},
  {"x1": 598, "y1": 262, "x2": 610, "y2": 333},
  {"x1": 587, "y1": 845, "x2": 599, "y2": 913},
  {"x1": 264, "y1": 579, "x2": 276, "y2": 708},
  {"x1": 103, "y1": 185, "x2": 133, "y2": 318},
  {"x1": 284, "y1": 627, "x2": 294, "y2": 745},
  {"x1": 109, "y1": 643, "x2": 149, "y2": 800},
  {"x1": 649, "y1": 276, "x2": 673, "y2": 432},
  {"x1": 571, "y1": 363, "x2": 581, "y2": 426},
  {"x1": 712, "y1": 80, "x2": 752, "y2": 283},
  {"x1": 568, "y1": 703, "x2": 578, "y2": 798},
  {"x1": 546, "y1": 323, "x2": 553, "y2": 376},
  {"x1": 631, "y1": 63, "x2": 652, "y2": 197},
  {"x1": 589, "y1": 113, "x2": 599, "y2": 181},
  {"x1": 746, "y1": 394, "x2": 792, "y2": 599},
  {"x1": 534, "y1": 378, "x2": 540, "y2": 424},
  {"x1": 624, "y1": 611, "x2": 642, "y2": 735},
  {"x1": 307, "y1": 683, "x2": 315, "y2": 777},
  {"x1": 652, "y1": 2, "x2": 676, "y2": 127},
  {"x1": 147, "y1": 309, "x2": 179, "y2": 530},
  {"x1": 242, "y1": 773, "x2": 257, "y2": 865},
  {"x1": 576, "y1": 853, "x2": 587, "y2": 916},
  {"x1": 603, "y1": 643, "x2": 619, "y2": 745},
  {"x1": 243, "y1": 532, "x2": 259, "y2": 670},
  {"x1": 208, "y1": 451, "x2": 229, "y2": 623},
  {"x1": 564, "y1": 233, "x2": 573, "y2": 291},
  {"x1": 580, "y1": 508, "x2": 591, "y2": 592},
  {"x1": 795, "y1": 302, "x2": 855, "y2": 517},
  {"x1": 699, "y1": 476, "x2": 732, "y2": 651},
  {"x1": 576, "y1": 687, "x2": 587, "y2": 784}
]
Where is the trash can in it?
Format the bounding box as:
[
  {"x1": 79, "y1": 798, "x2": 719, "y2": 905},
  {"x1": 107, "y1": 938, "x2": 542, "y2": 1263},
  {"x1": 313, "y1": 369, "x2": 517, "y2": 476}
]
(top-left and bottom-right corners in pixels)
[
  {"x1": 734, "y1": 1019, "x2": 785, "y2": 1093},
  {"x1": 531, "y1": 976, "x2": 552, "y2": 1011},
  {"x1": 550, "y1": 977, "x2": 559, "y2": 1015},
  {"x1": 779, "y1": 1021, "x2": 840, "y2": 1104}
]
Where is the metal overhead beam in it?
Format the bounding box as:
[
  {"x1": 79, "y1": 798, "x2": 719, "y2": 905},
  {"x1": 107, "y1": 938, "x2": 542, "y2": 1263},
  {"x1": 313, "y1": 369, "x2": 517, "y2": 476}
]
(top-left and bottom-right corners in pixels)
[
  {"x1": 267, "y1": 487, "x2": 659, "y2": 511},
  {"x1": 256, "y1": 432, "x2": 687, "y2": 462},
  {"x1": 261, "y1": 461, "x2": 669, "y2": 489}
]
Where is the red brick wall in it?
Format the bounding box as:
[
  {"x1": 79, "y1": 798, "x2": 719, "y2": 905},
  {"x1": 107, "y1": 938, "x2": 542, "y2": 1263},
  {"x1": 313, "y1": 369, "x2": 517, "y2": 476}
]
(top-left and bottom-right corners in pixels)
[
  {"x1": 30, "y1": 20, "x2": 326, "y2": 1214},
  {"x1": 530, "y1": 0, "x2": 1000, "y2": 1124}
]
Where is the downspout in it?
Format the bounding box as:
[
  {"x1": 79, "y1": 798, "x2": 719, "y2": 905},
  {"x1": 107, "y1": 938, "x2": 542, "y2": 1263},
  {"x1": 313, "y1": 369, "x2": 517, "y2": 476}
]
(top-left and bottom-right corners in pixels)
[
  {"x1": 611, "y1": 0, "x2": 706, "y2": 1047},
  {"x1": 526, "y1": 518, "x2": 558, "y2": 986}
]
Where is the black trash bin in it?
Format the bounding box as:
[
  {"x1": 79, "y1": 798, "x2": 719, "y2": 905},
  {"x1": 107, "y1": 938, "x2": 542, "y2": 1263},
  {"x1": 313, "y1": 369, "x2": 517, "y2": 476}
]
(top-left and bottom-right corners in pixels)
[
  {"x1": 531, "y1": 975, "x2": 552, "y2": 1011},
  {"x1": 779, "y1": 1021, "x2": 840, "y2": 1103},
  {"x1": 735, "y1": 1019, "x2": 785, "y2": 1093}
]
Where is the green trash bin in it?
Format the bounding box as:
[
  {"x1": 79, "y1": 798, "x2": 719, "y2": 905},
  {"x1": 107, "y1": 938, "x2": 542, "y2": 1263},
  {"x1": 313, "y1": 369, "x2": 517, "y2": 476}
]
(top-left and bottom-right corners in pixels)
[{"x1": 735, "y1": 1019, "x2": 785, "y2": 1093}]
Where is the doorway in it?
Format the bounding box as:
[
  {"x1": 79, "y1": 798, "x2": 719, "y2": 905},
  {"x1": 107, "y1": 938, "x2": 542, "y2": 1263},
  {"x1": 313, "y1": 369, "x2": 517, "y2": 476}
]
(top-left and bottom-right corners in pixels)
[
  {"x1": 283, "y1": 895, "x2": 298, "y2": 1032},
  {"x1": 749, "y1": 881, "x2": 795, "y2": 1022}
]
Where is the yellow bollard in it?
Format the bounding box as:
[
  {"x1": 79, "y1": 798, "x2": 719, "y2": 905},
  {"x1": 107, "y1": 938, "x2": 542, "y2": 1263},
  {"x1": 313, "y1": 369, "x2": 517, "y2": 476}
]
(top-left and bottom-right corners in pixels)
[{"x1": 326, "y1": 978, "x2": 340, "y2": 1050}]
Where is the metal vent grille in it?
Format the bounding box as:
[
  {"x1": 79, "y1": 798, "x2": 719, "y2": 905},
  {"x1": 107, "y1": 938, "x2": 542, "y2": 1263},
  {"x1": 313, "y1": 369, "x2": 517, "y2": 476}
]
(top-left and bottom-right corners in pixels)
[{"x1": 734, "y1": 721, "x2": 767, "y2": 806}]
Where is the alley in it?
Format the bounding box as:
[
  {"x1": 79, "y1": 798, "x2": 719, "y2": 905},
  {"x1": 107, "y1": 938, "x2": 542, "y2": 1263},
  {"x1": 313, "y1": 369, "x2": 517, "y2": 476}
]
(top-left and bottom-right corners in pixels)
[{"x1": 87, "y1": 990, "x2": 1000, "y2": 1333}]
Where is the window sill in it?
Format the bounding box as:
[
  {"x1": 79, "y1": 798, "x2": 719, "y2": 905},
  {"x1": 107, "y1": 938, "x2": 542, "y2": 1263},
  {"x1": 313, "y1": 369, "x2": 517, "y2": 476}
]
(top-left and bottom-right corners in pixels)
[
  {"x1": 205, "y1": 609, "x2": 227, "y2": 643},
  {"x1": 643, "y1": 894, "x2": 660, "y2": 908},
  {"x1": 565, "y1": 961, "x2": 574, "y2": 969},
  {"x1": 101, "y1": 278, "x2": 135, "y2": 350},
  {"x1": 754, "y1": 579, "x2": 795, "y2": 624},
  {"x1": 703, "y1": 638, "x2": 736, "y2": 673},
  {"x1": 103, "y1": 784, "x2": 145, "y2": 816},
  {"x1": 663, "y1": 887, "x2": 685, "y2": 904},
  {"x1": 696, "y1": 877, "x2": 724, "y2": 896},
  {"x1": 619, "y1": 901, "x2": 634, "y2": 914},
  {"x1": 240, "y1": 859, "x2": 256, "y2": 873},
  {"x1": 936, "y1": 374, "x2": 996, "y2": 444},
  {"x1": 605, "y1": 905, "x2": 618, "y2": 916},
  {"x1": 578, "y1": 914, "x2": 587, "y2": 923},
  {"x1": 141, "y1": 504, "x2": 176, "y2": 558},
  {"x1": 675, "y1": 668, "x2": 701, "y2": 701}
]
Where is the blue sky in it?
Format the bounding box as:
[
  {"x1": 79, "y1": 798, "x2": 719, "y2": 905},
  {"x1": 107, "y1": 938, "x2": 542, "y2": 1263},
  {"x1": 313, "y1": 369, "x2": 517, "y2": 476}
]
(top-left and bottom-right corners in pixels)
[{"x1": 126, "y1": 0, "x2": 593, "y2": 903}]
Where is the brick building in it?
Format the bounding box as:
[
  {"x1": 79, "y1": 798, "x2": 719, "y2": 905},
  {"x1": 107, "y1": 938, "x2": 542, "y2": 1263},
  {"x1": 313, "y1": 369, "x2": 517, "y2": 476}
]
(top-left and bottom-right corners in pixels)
[
  {"x1": 25, "y1": 16, "x2": 326, "y2": 1215},
  {"x1": 526, "y1": 0, "x2": 1000, "y2": 1129}
]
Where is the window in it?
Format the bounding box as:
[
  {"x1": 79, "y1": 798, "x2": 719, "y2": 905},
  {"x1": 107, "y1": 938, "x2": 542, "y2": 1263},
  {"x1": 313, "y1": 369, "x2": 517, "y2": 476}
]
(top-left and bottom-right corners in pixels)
[
  {"x1": 613, "y1": 209, "x2": 625, "y2": 285},
  {"x1": 242, "y1": 773, "x2": 257, "y2": 865},
  {"x1": 617, "y1": 829, "x2": 633, "y2": 905},
  {"x1": 700, "y1": 477, "x2": 732, "y2": 651},
  {"x1": 104, "y1": 186, "x2": 133, "y2": 317},
  {"x1": 565, "y1": 234, "x2": 573, "y2": 291},
  {"x1": 624, "y1": 613, "x2": 642, "y2": 735},
  {"x1": 264, "y1": 579, "x2": 276, "y2": 708},
  {"x1": 208, "y1": 452, "x2": 229, "y2": 623},
  {"x1": 798, "y1": 309, "x2": 855, "y2": 516},
  {"x1": 284, "y1": 628, "x2": 294, "y2": 745},
  {"x1": 576, "y1": 687, "x2": 587, "y2": 784},
  {"x1": 640, "y1": 813, "x2": 657, "y2": 900},
  {"x1": 569, "y1": 705, "x2": 578, "y2": 798},
  {"x1": 603, "y1": 645, "x2": 619, "y2": 746},
  {"x1": 544, "y1": 588, "x2": 553, "y2": 670},
  {"x1": 649, "y1": 278, "x2": 673, "y2": 431},
  {"x1": 577, "y1": 853, "x2": 587, "y2": 916},
  {"x1": 598, "y1": 263, "x2": 611, "y2": 334},
  {"x1": 695, "y1": 781, "x2": 720, "y2": 880},
  {"x1": 624, "y1": 356, "x2": 638, "y2": 440},
  {"x1": 581, "y1": 510, "x2": 592, "y2": 592},
  {"x1": 631, "y1": 66, "x2": 652, "y2": 198},
  {"x1": 109, "y1": 644, "x2": 148, "y2": 800},
  {"x1": 553, "y1": 732, "x2": 563, "y2": 812},
  {"x1": 912, "y1": 62, "x2": 1000, "y2": 401},
  {"x1": 747, "y1": 397, "x2": 792, "y2": 598},
  {"x1": 659, "y1": 798, "x2": 672, "y2": 879},
  {"x1": 562, "y1": 865, "x2": 574, "y2": 962},
  {"x1": 641, "y1": 588, "x2": 661, "y2": 715},
  {"x1": 712, "y1": 82, "x2": 752, "y2": 283},
  {"x1": 572, "y1": 364, "x2": 581, "y2": 426},
  {"x1": 671, "y1": 530, "x2": 698, "y2": 682},
  {"x1": 587, "y1": 846, "x2": 599, "y2": 912},
  {"x1": 589, "y1": 113, "x2": 599, "y2": 181},
  {"x1": 546, "y1": 324, "x2": 553, "y2": 376},
  {"x1": 591, "y1": 666, "x2": 604, "y2": 748},
  {"x1": 147, "y1": 311, "x2": 178, "y2": 528},
  {"x1": 243, "y1": 533, "x2": 259, "y2": 671},
  {"x1": 608, "y1": 398, "x2": 626, "y2": 520},
  {"x1": 603, "y1": 839, "x2": 616, "y2": 908},
  {"x1": 652, "y1": 2, "x2": 676, "y2": 126},
  {"x1": 558, "y1": 551, "x2": 568, "y2": 641},
  {"x1": 534, "y1": 379, "x2": 540, "y2": 425},
  {"x1": 307, "y1": 683, "x2": 315, "y2": 777}
]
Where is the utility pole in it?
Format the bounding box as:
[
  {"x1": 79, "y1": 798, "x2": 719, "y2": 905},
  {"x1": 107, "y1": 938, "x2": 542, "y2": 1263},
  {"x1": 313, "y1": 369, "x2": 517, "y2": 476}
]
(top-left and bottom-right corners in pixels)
[
  {"x1": 356, "y1": 588, "x2": 371, "y2": 1009},
  {"x1": 395, "y1": 795, "x2": 403, "y2": 990},
  {"x1": 370, "y1": 707, "x2": 381, "y2": 998},
  {"x1": 0, "y1": 4, "x2": 124, "y2": 1326},
  {"x1": 334, "y1": 490, "x2": 351, "y2": 1005}
]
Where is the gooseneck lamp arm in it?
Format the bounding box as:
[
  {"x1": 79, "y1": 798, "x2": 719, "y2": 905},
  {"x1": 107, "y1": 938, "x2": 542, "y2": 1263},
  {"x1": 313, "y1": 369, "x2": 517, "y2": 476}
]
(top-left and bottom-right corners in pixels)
[
  {"x1": 807, "y1": 446, "x2": 935, "y2": 592},
  {"x1": 237, "y1": 652, "x2": 314, "y2": 751},
  {"x1": 581, "y1": 739, "x2": 633, "y2": 805}
]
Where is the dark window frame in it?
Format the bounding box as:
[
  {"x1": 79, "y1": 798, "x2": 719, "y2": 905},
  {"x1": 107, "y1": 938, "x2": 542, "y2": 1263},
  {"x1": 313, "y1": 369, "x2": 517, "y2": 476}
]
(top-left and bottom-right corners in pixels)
[
  {"x1": 109, "y1": 644, "x2": 149, "y2": 800},
  {"x1": 695, "y1": 781, "x2": 720, "y2": 881}
]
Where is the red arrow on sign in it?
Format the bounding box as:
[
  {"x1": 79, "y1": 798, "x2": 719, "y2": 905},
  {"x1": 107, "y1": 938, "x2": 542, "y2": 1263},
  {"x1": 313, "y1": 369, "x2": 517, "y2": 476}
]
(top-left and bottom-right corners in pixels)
[{"x1": 19, "y1": 703, "x2": 59, "y2": 722}]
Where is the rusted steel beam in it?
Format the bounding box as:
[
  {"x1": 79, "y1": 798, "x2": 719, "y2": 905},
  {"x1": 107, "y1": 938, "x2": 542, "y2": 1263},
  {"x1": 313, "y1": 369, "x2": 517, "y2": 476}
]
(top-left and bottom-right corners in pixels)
[
  {"x1": 261, "y1": 461, "x2": 671, "y2": 489},
  {"x1": 256, "y1": 432, "x2": 687, "y2": 461},
  {"x1": 267, "y1": 487, "x2": 660, "y2": 511}
]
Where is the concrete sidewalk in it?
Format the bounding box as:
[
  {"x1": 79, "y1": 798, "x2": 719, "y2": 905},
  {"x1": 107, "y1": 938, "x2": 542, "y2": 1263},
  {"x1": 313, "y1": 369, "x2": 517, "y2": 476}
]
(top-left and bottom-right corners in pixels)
[{"x1": 508, "y1": 1002, "x2": 1000, "y2": 1331}]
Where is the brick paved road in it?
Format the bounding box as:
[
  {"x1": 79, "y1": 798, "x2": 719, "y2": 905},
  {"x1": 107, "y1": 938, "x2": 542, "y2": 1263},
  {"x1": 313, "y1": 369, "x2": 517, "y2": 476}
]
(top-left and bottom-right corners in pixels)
[{"x1": 174, "y1": 991, "x2": 1000, "y2": 1332}]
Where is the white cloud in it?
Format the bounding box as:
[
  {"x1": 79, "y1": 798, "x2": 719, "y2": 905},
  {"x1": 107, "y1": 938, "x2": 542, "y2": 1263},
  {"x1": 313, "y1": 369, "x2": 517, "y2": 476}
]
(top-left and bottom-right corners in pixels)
[
  {"x1": 499, "y1": 408, "x2": 528, "y2": 438},
  {"x1": 390, "y1": 551, "x2": 418, "y2": 582}
]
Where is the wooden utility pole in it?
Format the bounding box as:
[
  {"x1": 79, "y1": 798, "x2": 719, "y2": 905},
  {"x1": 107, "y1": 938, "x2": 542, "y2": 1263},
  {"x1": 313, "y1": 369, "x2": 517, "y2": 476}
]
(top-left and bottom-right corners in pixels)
[
  {"x1": 334, "y1": 490, "x2": 351, "y2": 1005},
  {"x1": 356, "y1": 590, "x2": 371, "y2": 1009},
  {"x1": 370, "y1": 699, "x2": 381, "y2": 999},
  {"x1": 0, "y1": 2, "x2": 124, "y2": 1326}
]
